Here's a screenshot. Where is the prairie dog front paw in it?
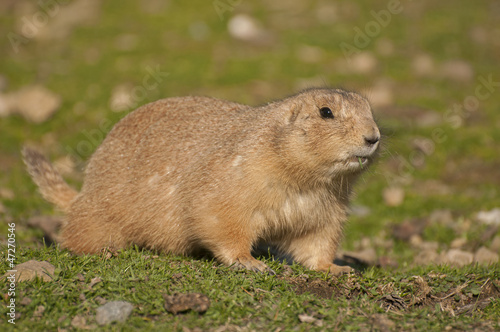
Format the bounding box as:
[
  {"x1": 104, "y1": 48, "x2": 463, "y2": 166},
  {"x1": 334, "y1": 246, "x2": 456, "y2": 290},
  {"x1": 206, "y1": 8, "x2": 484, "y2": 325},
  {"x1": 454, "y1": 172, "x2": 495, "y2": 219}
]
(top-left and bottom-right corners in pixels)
[
  {"x1": 317, "y1": 263, "x2": 354, "y2": 275},
  {"x1": 230, "y1": 255, "x2": 276, "y2": 275}
]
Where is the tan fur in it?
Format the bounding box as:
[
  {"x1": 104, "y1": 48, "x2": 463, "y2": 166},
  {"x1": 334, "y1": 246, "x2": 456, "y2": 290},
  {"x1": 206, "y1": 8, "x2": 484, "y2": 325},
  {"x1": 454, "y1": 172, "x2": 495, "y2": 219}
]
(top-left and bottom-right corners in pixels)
[{"x1": 24, "y1": 88, "x2": 380, "y2": 275}]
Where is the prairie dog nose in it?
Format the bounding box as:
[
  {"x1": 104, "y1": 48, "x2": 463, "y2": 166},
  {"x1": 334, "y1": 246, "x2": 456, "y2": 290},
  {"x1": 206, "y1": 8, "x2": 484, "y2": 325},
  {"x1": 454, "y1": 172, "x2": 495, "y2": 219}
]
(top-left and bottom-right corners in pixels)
[
  {"x1": 363, "y1": 124, "x2": 380, "y2": 146},
  {"x1": 364, "y1": 135, "x2": 380, "y2": 146}
]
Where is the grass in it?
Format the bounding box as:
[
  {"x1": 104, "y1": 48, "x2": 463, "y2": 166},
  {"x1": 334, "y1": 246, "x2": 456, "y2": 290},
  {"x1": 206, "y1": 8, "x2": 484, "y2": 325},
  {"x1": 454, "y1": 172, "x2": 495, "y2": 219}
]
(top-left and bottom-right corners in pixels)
[
  {"x1": 1, "y1": 0, "x2": 499, "y2": 330},
  {"x1": 1, "y1": 245, "x2": 499, "y2": 331}
]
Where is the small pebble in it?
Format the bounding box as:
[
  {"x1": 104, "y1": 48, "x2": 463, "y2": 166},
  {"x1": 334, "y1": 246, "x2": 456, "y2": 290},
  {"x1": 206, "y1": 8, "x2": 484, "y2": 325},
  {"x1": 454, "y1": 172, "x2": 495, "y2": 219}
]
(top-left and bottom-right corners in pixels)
[
  {"x1": 440, "y1": 60, "x2": 474, "y2": 83},
  {"x1": 476, "y1": 208, "x2": 500, "y2": 225},
  {"x1": 348, "y1": 52, "x2": 378, "y2": 74},
  {"x1": 440, "y1": 249, "x2": 473, "y2": 267},
  {"x1": 95, "y1": 301, "x2": 133, "y2": 326},
  {"x1": 5, "y1": 260, "x2": 55, "y2": 282},
  {"x1": 450, "y1": 238, "x2": 467, "y2": 249},
  {"x1": 9, "y1": 85, "x2": 61, "y2": 123},
  {"x1": 474, "y1": 246, "x2": 499, "y2": 265},
  {"x1": 412, "y1": 53, "x2": 435, "y2": 77},
  {"x1": 383, "y1": 186, "x2": 404, "y2": 207},
  {"x1": 490, "y1": 236, "x2": 500, "y2": 252},
  {"x1": 228, "y1": 14, "x2": 261, "y2": 41}
]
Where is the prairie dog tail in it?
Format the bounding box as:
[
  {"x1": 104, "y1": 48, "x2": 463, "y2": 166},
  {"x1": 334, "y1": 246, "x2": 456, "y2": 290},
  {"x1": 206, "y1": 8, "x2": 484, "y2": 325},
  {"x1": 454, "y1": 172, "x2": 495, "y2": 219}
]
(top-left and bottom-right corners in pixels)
[{"x1": 22, "y1": 146, "x2": 78, "y2": 212}]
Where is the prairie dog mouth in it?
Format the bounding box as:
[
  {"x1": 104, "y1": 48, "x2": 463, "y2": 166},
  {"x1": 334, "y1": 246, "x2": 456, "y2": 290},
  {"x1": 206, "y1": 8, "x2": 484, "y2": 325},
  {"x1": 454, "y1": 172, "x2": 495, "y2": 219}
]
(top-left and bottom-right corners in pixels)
[
  {"x1": 347, "y1": 156, "x2": 370, "y2": 168},
  {"x1": 354, "y1": 156, "x2": 369, "y2": 165}
]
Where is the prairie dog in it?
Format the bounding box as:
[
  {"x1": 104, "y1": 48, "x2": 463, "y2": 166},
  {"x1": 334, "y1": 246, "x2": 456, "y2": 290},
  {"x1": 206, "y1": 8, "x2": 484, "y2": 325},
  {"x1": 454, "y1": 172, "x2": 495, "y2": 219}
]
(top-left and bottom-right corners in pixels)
[{"x1": 23, "y1": 88, "x2": 380, "y2": 275}]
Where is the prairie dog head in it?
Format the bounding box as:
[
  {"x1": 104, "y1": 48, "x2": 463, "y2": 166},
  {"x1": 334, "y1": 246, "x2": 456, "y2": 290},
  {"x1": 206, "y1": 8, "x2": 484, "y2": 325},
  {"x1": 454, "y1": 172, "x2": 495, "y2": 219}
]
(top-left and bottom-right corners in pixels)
[{"x1": 275, "y1": 88, "x2": 380, "y2": 180}]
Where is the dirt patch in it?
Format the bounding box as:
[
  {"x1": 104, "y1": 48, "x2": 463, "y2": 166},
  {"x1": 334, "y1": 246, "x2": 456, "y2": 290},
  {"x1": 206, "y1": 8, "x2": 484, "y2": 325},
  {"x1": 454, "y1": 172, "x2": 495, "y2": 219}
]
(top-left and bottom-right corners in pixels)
[
  {"x1": 284, "y1": 273, "x2": 500, "y2": 316},
  {"x1": 284, "y1": 276, "x2": 339, "y2": 299},
  {"x1": 163, "y1": 293, "x2": 210, "y2": 315},
  {"x1": 390, "y1": 276, "x2": 500, "y2": 316}
]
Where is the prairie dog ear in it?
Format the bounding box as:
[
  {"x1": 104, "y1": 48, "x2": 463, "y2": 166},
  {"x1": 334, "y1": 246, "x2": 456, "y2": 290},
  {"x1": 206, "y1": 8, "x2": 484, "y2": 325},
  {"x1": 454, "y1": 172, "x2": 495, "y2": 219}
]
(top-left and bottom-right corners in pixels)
[{"x1": 287, "y1": 104, "x2": 301, "y2": 124}]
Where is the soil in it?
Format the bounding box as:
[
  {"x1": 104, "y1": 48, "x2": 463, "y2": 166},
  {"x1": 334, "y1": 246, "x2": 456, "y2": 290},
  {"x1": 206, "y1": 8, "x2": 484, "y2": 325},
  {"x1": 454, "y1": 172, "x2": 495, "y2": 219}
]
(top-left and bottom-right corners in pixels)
[{"x1": 283, "y1": 273, "x2": 500, "y2": 316}]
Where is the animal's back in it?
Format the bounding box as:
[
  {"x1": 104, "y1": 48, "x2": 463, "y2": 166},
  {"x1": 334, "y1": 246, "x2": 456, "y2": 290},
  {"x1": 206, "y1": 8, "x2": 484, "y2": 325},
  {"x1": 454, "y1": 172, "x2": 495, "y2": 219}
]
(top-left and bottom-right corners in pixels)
[{"x1": 85, "y1": 96, "x2": 248, "y2": 187}]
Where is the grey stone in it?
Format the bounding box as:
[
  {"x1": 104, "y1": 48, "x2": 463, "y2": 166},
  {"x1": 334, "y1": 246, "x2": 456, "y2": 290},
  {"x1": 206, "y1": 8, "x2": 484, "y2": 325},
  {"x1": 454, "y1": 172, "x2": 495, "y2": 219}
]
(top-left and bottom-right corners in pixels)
[{"x1": 95, "y1": 301, "x2": 133, "y2": 326}]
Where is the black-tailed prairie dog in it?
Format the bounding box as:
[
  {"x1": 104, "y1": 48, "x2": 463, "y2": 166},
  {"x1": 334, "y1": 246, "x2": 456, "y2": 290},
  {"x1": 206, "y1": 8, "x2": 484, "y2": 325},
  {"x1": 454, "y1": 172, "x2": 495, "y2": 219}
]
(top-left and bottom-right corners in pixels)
[{"x1": 24, "y1": 88, "x2": 380, "y2": 275}]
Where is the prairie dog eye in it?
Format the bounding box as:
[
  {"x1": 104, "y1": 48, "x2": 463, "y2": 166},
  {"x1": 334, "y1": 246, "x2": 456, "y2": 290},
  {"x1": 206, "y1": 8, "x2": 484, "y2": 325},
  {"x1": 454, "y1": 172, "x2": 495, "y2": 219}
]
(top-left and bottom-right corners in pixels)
[{"x1": 319, "y1": 107, "x2": 334, "y2": 119}]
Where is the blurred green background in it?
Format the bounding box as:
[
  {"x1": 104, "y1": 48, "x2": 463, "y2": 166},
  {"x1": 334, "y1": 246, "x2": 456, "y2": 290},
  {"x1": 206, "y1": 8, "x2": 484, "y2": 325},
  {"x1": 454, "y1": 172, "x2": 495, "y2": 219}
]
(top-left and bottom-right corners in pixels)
[{"x1": 1, "y1": 0, "x2": 499, "y2": 259}]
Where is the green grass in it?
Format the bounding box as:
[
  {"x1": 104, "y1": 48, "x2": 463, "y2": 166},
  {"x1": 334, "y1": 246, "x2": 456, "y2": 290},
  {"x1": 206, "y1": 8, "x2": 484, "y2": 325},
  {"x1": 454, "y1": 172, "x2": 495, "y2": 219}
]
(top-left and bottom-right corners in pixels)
[
  {"x1": 1, "y1": 246, "x2": 499, "y2": 331},
  {"x1": 1, "y1": 0, "x2": 499, "y2": 330}
]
